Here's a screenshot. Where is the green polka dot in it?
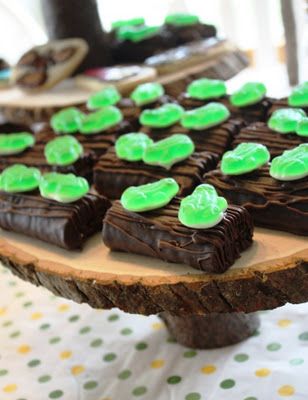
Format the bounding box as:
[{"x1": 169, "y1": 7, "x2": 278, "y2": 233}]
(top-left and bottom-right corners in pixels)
[
  {"x1": 28, "y1": 359, "x2": 41, "y2": 367},
  {"x1": 185, "y1": 393, "x2": 201, "y2": 400},
  {"x1": 68, "y1": 315, "x2": 80, "y2": 323},
  {"x1": 234, "y1": 353, "x2": 249, "y2": 362},
  {"x1": 299, "y1": 332, "x2": 308, "y2": 341},
  {"x1": 290, "y1": 358, "x2": 304, "y2": 366},
  {"x1": 132, "y1": 386, "x2": 147, "y2": 396},
  {"x1": 23, "y1": 301, "x2": 33, "y2": 308},
  {"x1": 135, "y1": 342, "x2": 148, "y2": 350},
  {"x1": 79, "y1": 326, "x2": 91, "y2": 334},
  {"x1": 120, "y1": 328, "x2": 132, "y2": 335},
  {"x1": 252, "y1": 330, "x2": 260, "y2": 337},
  {"x1": 83, "y1": 381, "x2": 98, "y2": 390},
  {"x1": 8, "y1": 280, "x2": 17, "y2": 286},
  {"x1": 15, "y1": 291, "x2": 25, "y2": 298},
  {"x1": 38, "y1": 375, "x2": 52, "y2": 383},
  {"x1": 2, "y1": 320, "x2": 13, "y2": 327},
  {"x1": 183, "y1": 350, "x2": 197, "y2": 358},
  {"x1": 167, "y1": 336, "x2": 177, "y2": 343},
  {"x1": 49, "y1": 390, "x2": 64, "y2": 399},
  {"x1": 0, "y1": 369, "x2": 8, "y2": 377},
  {"x1": 108, "y1": 313, "x2": 119, "y2": 321},
  {"x1": 244, "y1": 397, "x2": 258, "y2": 400},
  {"x1": 220, "y1": 379, "x2": 235, "y2": 389},
  {"x1": 267, "y1": 342, "x2": 281, "y2": 351},
  {"x1": 40, "y1": 323, "x2": 51, "y2": 331},
  {"x1": 90, "y1": 338, "x2": 103, "y2": 348},
  {"x1": 167, "y1": 375, "x2": 182, "y2": 384},
  {"x1": 118, "y1": 369, "x2": 132, "y2": 380},
  {"x1": 103, "y1": 353, "x2": 116, "y2": 362},
  {"x1": 9, "y1": 330, "x2": 21, "y2": 338},
  {"x1": 49, "y1": 336, "x2": 61, "y2": 344}
]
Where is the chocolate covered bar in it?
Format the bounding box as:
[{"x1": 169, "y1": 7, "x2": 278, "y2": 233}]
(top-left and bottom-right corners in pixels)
[
  {"x1": 94, "y1": 147, "x2": 218, "y2": 198},
  {"x1": 102, "y1": 199, "x2": 253, "y2": 272},
  {"x1": 269, "y1": 98, "x2": 308, "y2": 116},
  {"x1": 204, "y1": 166, "x2": 308, "y2": 236}
]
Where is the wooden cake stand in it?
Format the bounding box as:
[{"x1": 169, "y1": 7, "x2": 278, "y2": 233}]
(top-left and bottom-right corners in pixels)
[{"x1": 0, "y1": 227, "x2": 307, "y2": 349}]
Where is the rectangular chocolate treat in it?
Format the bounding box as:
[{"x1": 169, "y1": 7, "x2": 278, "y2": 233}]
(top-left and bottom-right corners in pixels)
[
  {"x1": 268, "y1": 98, "x2": 308, "y2": 116},
  {"x1": 102, "y1": 199, "x2": 253, "y2": 273},
  {"x1": 141, "y1": 119, "x2": 244, "y2": 158},
  {"x1": 232, "y1": 122, "x2": 307, "y2": 159},
  {"x1": 94, "y1": 148, "x2": 218, "y2": 198},
  {"x1": 204, "y1": 166, "x2": 308, "y2": 236},
  {"x1": 0, "y1": 191, "x2": 111, "y2": 249}
]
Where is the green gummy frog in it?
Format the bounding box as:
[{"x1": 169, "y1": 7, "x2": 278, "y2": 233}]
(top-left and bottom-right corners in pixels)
[
  {"x1": 288, "y1": 82, "x2": 308, "y2": 107},
  {"x1": 140, "y1": 104, "x2": 184, "y2": 128},
  {"x1": 268, "y1": 108, "x2": 306, "y2": 133},
  {"x1": 44, "y1": 135, "x2": 83, "y2": 166},
  {"x1": 230, "y1": 82, "x2": 266, "y2": 107},
  {"x1": 0, "y1": 132, "x2": 35, "y2": 155},
  {"x1": 121, "y1": 178, "x2": 179, "y2": 212},
  {"x1": 143, "y1": 134, "x2": 194, "y2": 169},
  {"x1": 50, "y1": 107, "x2": 84, "y2": 134},
  {"x1": 117, "y1": 25, "x2": 160, "y2": 42},
  {"x1": 112, "y1": 17, "x2": 145, "y2": 30},
  {"x1": 221, "y1": 142, "x2": 270, "y2": 175},
  {"x1": 115, "y1": 132, "x2": 153, "y2": 161},
  {"x1": 87, "y1": 86, "x2": 121, "y2": 109},
  {"x1": 130, "y1": 83, "x2": 164, "y2": 106},
  {"x1": 78, "y1": 106, "x2": 123, "y2": 134},
  {"x1": 187, "y1": 78, "x2": 226, "y2": 100},
  {"x1": 296, "y1": 117, "x2": 308, "y2": 137},
  {"x1": 181, "y1": 102, "x2": 230, "y2": 130},
  {"x1": 165, "y1": 13, "x2": 199, "y2": 26},
  {"x1": 179, "y1": 184, "x2": 228, "y2": 229},
  {"x1": 270, "y1": 144, "x2": 308, "y2": 181},
  {"x1": 0, "y1": 164, "x2": 41, "y2": 193},
  {"x1": 39, "y1": 172, "x2": 89, "y2": 203}
]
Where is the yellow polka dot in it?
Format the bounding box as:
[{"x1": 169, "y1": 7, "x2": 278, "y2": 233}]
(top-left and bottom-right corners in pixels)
[
  {"x1": 18, "y1": 345, "x2": 31, "y2": 354},
  {"x1": 151, "y1": 322, "x2": 164, "y2": 330},
  {"x1": 201, "y1": 364, "x2": 217, "y2": 374},
  {"x1": 60, "y1": 350, "x2": 72, "y2": 360},
  {"x1": 58, "y1": 304, "x2": 70, "y2": 312},
  {"x1": 0, "y1": 307, "x2": 7, "y2": 316},
  {"x1": 278, "y1": 319, "x2": 292, "y2": 328},
  {"x1": 71, "y1": 365, "x2": 85, "y2": 375},
  {"x1": 151, "y1": 359, "x2": 165, "y2": 369},
  {"x1": 3, "y1": 384, "x2": 17, "y2": 393},
  {"x1": 30, "y1": 312, "x2": 43, "y2": 320},
  {"x1": 255, "y1": 368, "x2": 271, "y2": 377},
  {"x1": 278, "y1": 385, "x2": 295, "y2": 396}
]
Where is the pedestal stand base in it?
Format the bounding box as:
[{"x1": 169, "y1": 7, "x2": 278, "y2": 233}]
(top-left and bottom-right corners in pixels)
[{"x1": 160, "y1": 312, "x2": 260, "y2": 349}]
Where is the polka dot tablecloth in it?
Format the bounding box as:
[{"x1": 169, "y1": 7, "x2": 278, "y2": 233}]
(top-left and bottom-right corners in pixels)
[{"x1": 0, "y1": 265, "x2": 308, "y2": 400}]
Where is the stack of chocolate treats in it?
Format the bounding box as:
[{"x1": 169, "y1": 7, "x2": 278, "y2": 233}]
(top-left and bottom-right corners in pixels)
[{"x1": 0, "y1": 78, "x2": 307, "y2": 275}]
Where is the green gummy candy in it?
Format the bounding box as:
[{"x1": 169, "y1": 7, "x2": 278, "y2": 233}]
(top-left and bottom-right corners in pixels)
[
  {"x1": 143, "y1": 134, "x2": 194, "y2": 169},
  {"x1": 221, "y1": 142, "x2": 270, "y2": 175},
  {"x1": 112, "y1": 17, "x2": 145, "y2": 30},
  {"x1": 117, "y1": 25, "x2": 160, "y2": 42},
  {"x1": 179, "y1": 184, "x2": 228, "y2": 229},
  {"x1": 115, "y1": 132, "x2": 153, "y2": 161},
  {"x1": 87, "y1": 86, "x2": 121, "y2": 109},
  {"x1": 181, "y1": 102, "x2": 230, "y2": 130},
  {"x1": 187, "y1": 78, "x2": 226, "y2": 100},
  {"x1": 79, "y1": 106, "x2": 123, "y2": 134},
  {"x1": 288, "y1": 82, "x2": 308, "y2": 107},
  {"x1": 130, "y1": 83, "x2": 164, "y2": 106},
  {"x1": 268, "y1": 108, "x2": 306, "y2": 133},
  {"x1": 50, "y1": 107, "x2": 84, "y2": 134},
  {"x1": 39, "y1": 172, "x2": 89, "y2": 203},
  {"x1": 0, "y1": 164, "x2": 41, "y2": 193},
  {"x1": 165, "y1": 13, "x2": 199, "y2": 26},
  {"x1": 296, "y1": 117, "x2": 308, "y2": 137},
  {"x1": 44, "y1": 135, "x2": 83, "y2": 166},
  {"x1": 140, "y1": 104, "x2": 184, "y2": 128},
  {"x1": 0, "y1": 132, "x2": 35, "y2": 155},
  {"x1": 121, "y1": 178, "x2": 179, "y2": 212},
  {"x1": 270, "y1": 144, "x2": 308, "y2": 181},
  {"x1": 230, "y1": 82, "x2": 266, "y2": 107}
]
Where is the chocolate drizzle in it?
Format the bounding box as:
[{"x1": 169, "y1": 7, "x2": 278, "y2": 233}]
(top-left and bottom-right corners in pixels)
[
  {"x1": 102, "y1": 200, "x2": 253, "y2": 272},
  {"x1": 269, "y1": 97, "x2": 308, "y2": 116}
]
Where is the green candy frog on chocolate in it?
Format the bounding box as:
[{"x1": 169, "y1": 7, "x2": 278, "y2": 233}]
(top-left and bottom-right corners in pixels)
[
  {"x1": 117, "y1": 25, "x2": 160, "y2": 42},
  {"x1": 165, "y1": 13, "x2": 199, "y2": 26},
  {"x1": 0, "y1": 132, "x2": 35, "y2": 155},
  {"x1": 270, "y1": 144, "x2": 308, "y2": 181},
  {"x1": 121, "y1": 178, "x2": 179, "y2": 212},
  {"x1": 130, "y1": 83, "x2": 164, "y2": 106},
  {"x1": 288, "y1": 82, "x2": 308, "y2": 107},
  {"x1": 179, "y1": 184, "x2": 228, "y2": 229},
  {"x1": 79, "y1": 106, "x2": 123, "y2": 134},
  {"x1": 187, "y1": 78, "x2": 226, "y2": 100},
  {"x1": 112, "y1": 17, "x2": 145, "y2": 30},
  {"x1": 295, "y1": 117, "x2": 308, "y2": 137},
  {"x1": 0, "y1": 164, "x2": 41, "y2": 193},
  {"x1": 140, "y1": 104, "x2": 184, "y2": 128},
  {"x1": 221, "y1": 143, "x2": 270, "y2": 175},
  {"x1": 51, "y1": 107, "x2": 84, "y2": 134},
  {"x1": 87, "y1": 86, "x2": 121, "y2": 110},
  {"x1": 230, "y1": 82, "x2": 266, "y2": 107},
  {"x1": 115, "y1": 132, "x2": 153, "y2": 161},
  {"x1": 268, "y1": 108, "x2": 306, "y2": 133},
  {"x1": 181, "y1": 102, "x2": 230, "y2": 130},
  {"x1": 45, "y1": 135, "x2": 83, "y2": 166}
]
